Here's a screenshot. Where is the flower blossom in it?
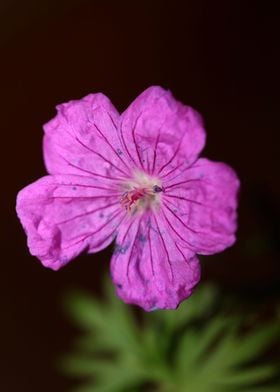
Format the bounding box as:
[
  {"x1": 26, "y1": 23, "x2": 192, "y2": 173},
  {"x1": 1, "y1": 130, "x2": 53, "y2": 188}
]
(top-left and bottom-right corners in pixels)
[{"x1": 16, "y1": 86, "x2": 239, "y2": 310}]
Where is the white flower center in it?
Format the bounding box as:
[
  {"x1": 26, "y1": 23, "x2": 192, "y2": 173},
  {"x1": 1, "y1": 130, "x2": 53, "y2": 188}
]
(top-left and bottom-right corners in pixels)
[{"x1": 120, "y1": 171, "x2": 163, "y2": 214}]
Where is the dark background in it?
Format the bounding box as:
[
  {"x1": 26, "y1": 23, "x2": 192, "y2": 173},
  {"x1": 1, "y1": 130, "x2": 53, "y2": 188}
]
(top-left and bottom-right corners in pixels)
[{"x1": 1, "y1": 1, "x2": 279, "y2": 391}]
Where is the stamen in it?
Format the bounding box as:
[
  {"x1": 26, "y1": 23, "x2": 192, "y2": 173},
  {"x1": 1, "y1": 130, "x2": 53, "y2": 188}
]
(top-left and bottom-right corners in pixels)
[
  {"x1": 120, "y1": 187, "x2": 148, "y2": 211},
  {"x1": 120, "y1": 172, "x2": 163, "y2": 213}
]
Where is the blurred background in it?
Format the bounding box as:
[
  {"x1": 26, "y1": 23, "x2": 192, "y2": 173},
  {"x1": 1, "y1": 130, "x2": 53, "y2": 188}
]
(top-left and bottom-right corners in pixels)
[{"x1": 1, "y1": 0, "x2": 279, "y2": 391}]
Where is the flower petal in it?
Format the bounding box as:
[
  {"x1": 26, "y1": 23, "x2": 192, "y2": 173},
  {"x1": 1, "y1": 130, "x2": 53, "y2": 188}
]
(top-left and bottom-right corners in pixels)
[
  {"x1": 119, "y1": 86, "x2": 206, "y2": 177},
  {"x1": 43, "y1": 93, "x2": 131, "y2": 182},
  {"x1": 16, "y1": 175, "x2": 124, "y2": 270},
  {"x1": 110, "y1": 212, "x2": 200, "y2": 310},
  {"x1": 162, "y1": 158, "x2": 240, "y2": 254}
]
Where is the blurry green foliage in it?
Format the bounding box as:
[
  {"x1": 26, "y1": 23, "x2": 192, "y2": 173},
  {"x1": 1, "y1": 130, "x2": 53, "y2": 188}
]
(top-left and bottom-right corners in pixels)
[{"x1": 60, "y1": 279, "x2": 280, "y2": 392}]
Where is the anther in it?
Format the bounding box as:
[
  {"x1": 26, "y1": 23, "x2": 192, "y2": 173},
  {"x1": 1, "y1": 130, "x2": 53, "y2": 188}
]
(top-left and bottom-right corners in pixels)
[{"x1": 153, "y1": 185, "x2": 163, "y2": 193}]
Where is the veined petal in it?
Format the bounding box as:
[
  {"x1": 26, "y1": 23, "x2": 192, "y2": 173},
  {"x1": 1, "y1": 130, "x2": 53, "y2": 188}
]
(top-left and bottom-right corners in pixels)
[
  {"x1": 162, "y1": 158, "x2": 240, "y2": 254},
  {"x1": 111, "y1": 212, "x2": 200, "y2": 310},
  {"x1": 119, "y1": 86, "x2": 206, "y2": 176},
  {"x1": 16, "y1": 175, "x2": 124, "y2": 270},
  {"x1": 43, "y1": 93, "x2": 131, "y2": 182}
]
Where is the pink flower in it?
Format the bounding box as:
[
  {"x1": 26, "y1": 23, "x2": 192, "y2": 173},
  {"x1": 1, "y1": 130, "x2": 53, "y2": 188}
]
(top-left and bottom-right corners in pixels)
[{"x1": 16, "y1": 86, "x2": 239, "y2": 310}]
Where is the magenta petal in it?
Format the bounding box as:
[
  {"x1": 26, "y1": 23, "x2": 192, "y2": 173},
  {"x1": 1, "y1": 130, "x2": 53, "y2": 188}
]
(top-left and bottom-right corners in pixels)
[
  {"x1": 43, "y1": 93, "x2": 131, "y2": 181},
  {"x1": 16, "y1": 175, "x2": 124, "y2": 270},
  {"x1": 163, "y1": 158, "x2": 240, "y2": 255},
  {"x1": 110, "y1": 213, "x2": 201, "y2": 310},
  {"x1": 119, "y1": 86, "x2": 206, "y2": 176}
]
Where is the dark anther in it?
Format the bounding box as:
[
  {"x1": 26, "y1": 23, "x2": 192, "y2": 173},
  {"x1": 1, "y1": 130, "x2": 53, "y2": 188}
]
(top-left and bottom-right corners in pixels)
[{"x1": 153, "y1": 185, "x2": 163, "y2": 193}]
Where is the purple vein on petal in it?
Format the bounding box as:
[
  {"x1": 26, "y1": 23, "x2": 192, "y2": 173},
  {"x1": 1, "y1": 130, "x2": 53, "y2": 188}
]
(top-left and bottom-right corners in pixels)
[
  {"x1": 57, "y1": 201, "x2": 120, "y2": 226},
  {"x1": 115, "y1": 216, "x2": 134, "y2": 258},
  {"x1": 156, "y1": 134, "x2": 185, "y2": 176},
  {"x1": 49, "y1": 194, "x2": 120, "y2": 200},
  {"x1": 60, "y1": 111, "x2": 123, "y2": 176},
  {"x1": 160, "y1": 207, "x2": 197, "y2": 252},
  {"x1": 131, "y1": 112, "x2": 145, "y2": 171},
  {"x1": 147, "y1": 217, "x2": 155, "y2": 276},
  {"x1": 91, "y1": 216, "x2": 125, "y2": 251},
  {"x1": 151, "y1": 130, "x2": 161, "y2": 175},
  {"x1": 68, "y1": 129, "x2": 129, "y2": 177},
  {"x1": 126, "y1": 217, "x2": 143, "y2": 283},
  {"x1": 20, "y1": 195, "x2": 118, "y2": 208},
  {"x1": 62, "y1": 208, "x2": 124, "y2": 250},
  {"x1": 153, "y1": 214, "x2": 174, "y2": 282},
  {"x1": 163, "y1": 198, "x2": 221, "y2": 250},
  {"x1": 106, "y1": 110, "x2": 118, "y2": 130},
  {"x1": 164, "y1": 178, "x2": 202, "y2": 191},
  {"x1": 146, "y1": 149, "x2": 151, "y2": 174},
  {"x1": 119, "y1": 119, "x2": 138, "y2": 168},
  {"x1": 91, "y1": 210, "x2": 127, "y2": 248},
  {"x1": 57, "y1": 153, "x2": 125, "y2": 182},
  {"x1": 114, "y1": 215, "x2": 139, "y2": 283},
  {"x1": 174, "y1": 241, "x2": 193, "y2": 267},
  {"x1": 159, "y1": 161, "x2": 185, "y2": 180},
  {"x1": 162, "y1": 160, "x2": 201, "y2": 185},
  {"x1": 164, "y1": 193, "x2": 204, "y2": 207},
  {"x1": 93, "y1": 124, "x2": 131, "y2": 172},
  {"x1": 59, "y1": 115, "x2": 129, "y2": 177},
  {"x1": 92, "y1": 112, "x2": 130, "y2": 171},
  {"x1": 163, "y1": 200, "x2": 201, "y2": 235},
  {"x1": 59, "y1": 183, "x2": 121, "y2": 193}
]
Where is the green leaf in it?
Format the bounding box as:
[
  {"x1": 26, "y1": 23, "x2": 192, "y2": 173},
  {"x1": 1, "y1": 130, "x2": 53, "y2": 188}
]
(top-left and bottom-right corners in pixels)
[
  {"x1": 228, "y1": 323, "x2": 280, "y2": 365},
  {"x1": 175, "y1": 316, "x2": 232, "y2": 371},
  {"x1": 61, "y1": 279, "x2": 280, "y2": 392},
  {"x1": 219, "y1": 364, "x2": 279, "y2": 386},
  {"x1": 64, "y1": 292, "x2": 106, "y2": 330}
]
